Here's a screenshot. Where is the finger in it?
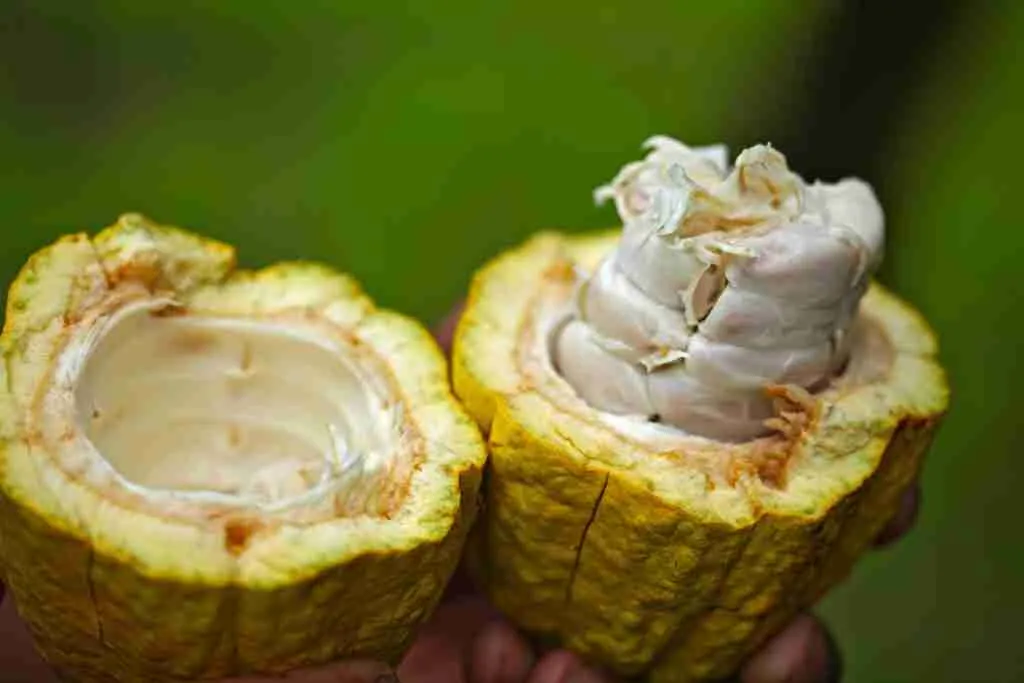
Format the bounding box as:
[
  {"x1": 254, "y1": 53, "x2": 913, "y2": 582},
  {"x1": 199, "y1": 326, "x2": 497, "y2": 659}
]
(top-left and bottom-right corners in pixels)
[
  {"x1": 222, "y1": 660, "x2": 396, "y2": 683},
  {"x1": 873, "y1": 482, "x2": 921, "y2": 548},
  {"x1": 468, "y1": 618, "x2": 534, "y2": 683},
  {"x1": 739, "y1": 613, "x2": 841, "y2": 683},
  {"x1": 433, "y1": 301, "x2": 467, "y2": 355},
  {"x1": 525, "y1": 650, "x2": 612, "y2": 683},
  {"x1": 0, "y1": 589, "x2": 59, "y2": 682},
  {"x1": 399, "y1": 594, "x2": 504, "y2": 683}
]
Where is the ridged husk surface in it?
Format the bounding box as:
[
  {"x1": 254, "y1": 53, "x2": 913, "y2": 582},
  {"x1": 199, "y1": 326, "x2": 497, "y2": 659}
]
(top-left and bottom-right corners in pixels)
[
  {"x1": 453, "y1": 231, "x2": 948, "y2": 682},
  {"x1": 0, "y1": 214, "x2": 486, "y2": 682}
]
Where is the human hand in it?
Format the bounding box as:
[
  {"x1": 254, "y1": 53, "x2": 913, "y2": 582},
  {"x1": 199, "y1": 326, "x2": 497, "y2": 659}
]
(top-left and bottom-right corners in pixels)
[{"x1": 0, "y1": 305, "x2": 920, "y2": 683}]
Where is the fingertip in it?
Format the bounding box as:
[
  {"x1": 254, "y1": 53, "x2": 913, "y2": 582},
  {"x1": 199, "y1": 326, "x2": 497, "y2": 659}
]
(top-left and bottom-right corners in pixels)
[
  {"x1": 820, "y1": 621, "x2": 843, "y2": 683},
  {"x1": 399, "y1": 594, "x2": 500, "y2": 682},
  {"x1": 874, "y1": 483, "x2": 921, "y2": 547},
  {"x1": 739, "y1": 613, "x2": 841, "y2": 683},
  {"x1": 523, "y1": 651, "x2": 572, "y2": 683},
  {"x1": 469, "y1": 618, "x2": 534, "y2": 683},
  {"x1": 525, "y1": 650, "x2": 611, "y2": 683}
]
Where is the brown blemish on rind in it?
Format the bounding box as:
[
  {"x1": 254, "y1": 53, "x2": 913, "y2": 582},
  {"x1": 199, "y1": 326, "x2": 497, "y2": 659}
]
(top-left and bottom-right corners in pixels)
[
  {"x1": 109, "y1": 261, "x2": 162, "y2": 292},
  {"x1": 748, "y1": 384, "x2": 823, "y2": 487},
  {"x1": 223, "y1": 517, "x2": 262, "y2": 555},
  {"x1": 763, "y1": 384, "x2": 819, "y2": 439},
  {"x1": 542, "y1": 258, "x2": 576, "y2": 284}
]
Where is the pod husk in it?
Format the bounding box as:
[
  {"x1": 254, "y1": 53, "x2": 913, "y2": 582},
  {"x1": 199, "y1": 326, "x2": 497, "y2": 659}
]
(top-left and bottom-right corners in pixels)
[
  {"x1": 453, "y1": 231, "x2": 948, "y2": 682},
  {"x1": 0, "y1": 214, "x2": 486, "y2": 682}
]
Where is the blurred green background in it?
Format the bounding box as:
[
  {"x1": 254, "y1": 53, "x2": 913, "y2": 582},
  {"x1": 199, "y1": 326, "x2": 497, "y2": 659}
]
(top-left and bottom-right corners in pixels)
[{"x1": 0, "y1": 1, "x2": 1020, "y2": 681}]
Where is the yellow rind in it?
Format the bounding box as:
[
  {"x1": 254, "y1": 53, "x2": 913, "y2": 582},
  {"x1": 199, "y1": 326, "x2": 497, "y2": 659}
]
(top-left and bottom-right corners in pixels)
[
  {"x1": 0, "y1": 214, "x2": 487, "y2": 681},
  {"x1": 453, "y1": 231, "x2": 949, "y2": 682}
]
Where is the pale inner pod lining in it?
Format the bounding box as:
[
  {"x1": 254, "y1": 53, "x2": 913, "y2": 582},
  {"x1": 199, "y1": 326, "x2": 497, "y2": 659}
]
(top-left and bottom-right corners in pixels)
[{"x1": 57, "y1": 300, "x2": 400, "y2": 516}]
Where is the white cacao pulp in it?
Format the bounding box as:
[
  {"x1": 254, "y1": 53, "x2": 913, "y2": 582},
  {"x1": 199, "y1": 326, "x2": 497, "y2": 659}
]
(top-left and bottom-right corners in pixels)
[{"x1": 553, "y1": 136, "x2": 885, "y2": 441}]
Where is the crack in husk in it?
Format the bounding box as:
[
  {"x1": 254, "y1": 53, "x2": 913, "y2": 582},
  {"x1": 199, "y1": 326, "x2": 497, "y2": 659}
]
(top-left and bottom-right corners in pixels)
[
  {"x1": 565, "y1": 473, "x2": 609, "y2": 604},
  {"x1": 84, "y1": 547, "x2": 106, "y2": 647}
]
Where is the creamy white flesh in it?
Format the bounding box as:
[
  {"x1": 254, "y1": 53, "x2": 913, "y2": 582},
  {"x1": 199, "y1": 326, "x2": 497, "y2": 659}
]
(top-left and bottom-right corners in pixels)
[
  {"x1": 553, "y1": 136, "x2": 885, "y2": 441},
  {"x1": 57, "y1": 300, "x2": 397, "y2": 515}
]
